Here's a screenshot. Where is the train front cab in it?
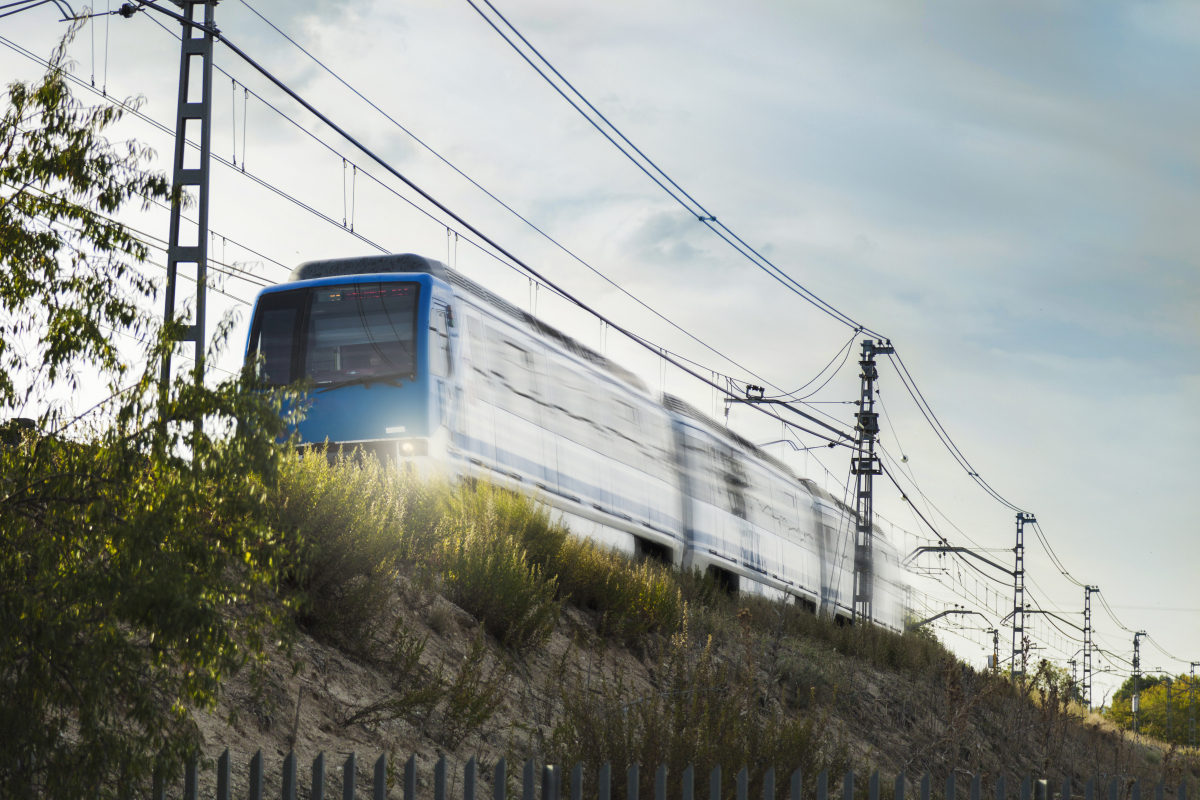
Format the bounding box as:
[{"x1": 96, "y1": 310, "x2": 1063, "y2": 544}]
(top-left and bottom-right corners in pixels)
[{"x1": 245, "y1": 260, "x2": 458, "y2": 469}]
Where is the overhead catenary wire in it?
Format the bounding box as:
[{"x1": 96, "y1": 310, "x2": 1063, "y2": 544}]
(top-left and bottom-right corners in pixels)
[
  {"x1": 1031, "y1": 521, "x2": 1085, "y2": 588},
  {"x1": 463, "y1": 0, "x2": 881, "y2": 338},
  {"x1": 0, "y1": 0, "x2": 73, "y2": 21},
  {"x1": 232, "y1": 0, "x2": 818, "y2": 404},
  {"x1": 1146, "y1": 634, "x2": 1190, "y2": 666},
  {"x1": 18, "y1": 203, "x2": 258, "y2": 305},
  {"x1": 1097, "y1": 590, "x2": 1134, "y2": 634},
  {"x1": 887, "y1": 349, "x2": 1023, "y2": 513},
  {"x1": 3, "y1": 17, "x2": 855, "y2": 447}
]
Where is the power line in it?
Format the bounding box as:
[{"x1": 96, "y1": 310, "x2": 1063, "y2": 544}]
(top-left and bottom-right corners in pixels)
[
  {"x1": 64, "y1": 6, "x2": 862, "y2": 447},
  {"x1": 232, "y1": 0, "x2": 824, "y2": 403},
  {"x1": 1031, "y1": 521, "x2": 1085, "y2": 589},
  {"x1": 886, "y1": 349, "x2": 1023, "y2": 513},
  {"x1": 1097, "y1": 590, "x2": 1134, "y2": 633},
  {"x1": 762, "y1": 332, "x2": 858, "y2": 400},
  {"x1": 462, "y1": 0, "x2": 880, "y2": 338},
  {"x1": 0, "y1": 0, "x2": 74, "y2": 21},
  {"x1": 1146, "y1": 634, "x2": 1190, "y2": 666}
]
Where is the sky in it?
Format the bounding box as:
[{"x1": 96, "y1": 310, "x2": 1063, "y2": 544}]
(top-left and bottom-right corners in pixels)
[{"x1": 2, "y1": 0, "x2": 1198, "y2": 700}]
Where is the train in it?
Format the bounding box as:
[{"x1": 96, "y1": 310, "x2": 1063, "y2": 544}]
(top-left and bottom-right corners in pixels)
[{"x1": 245, "y1": 253, "x2": 907, "y2": 628}]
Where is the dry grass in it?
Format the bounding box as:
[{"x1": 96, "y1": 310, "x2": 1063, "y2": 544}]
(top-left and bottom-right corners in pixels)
[{"x1": 256, "y1": 451, "x2": 1200, "y2": 792}]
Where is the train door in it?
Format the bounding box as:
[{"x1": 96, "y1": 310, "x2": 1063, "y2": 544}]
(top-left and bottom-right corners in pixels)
[{"x1": 429, "y1": 303, "x2": 452, "y2": 431}]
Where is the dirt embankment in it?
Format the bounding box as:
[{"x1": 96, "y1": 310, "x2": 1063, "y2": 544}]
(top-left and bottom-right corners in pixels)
[{"x1": 191, "y1": 575, "x2": 1199, "y2": 800}]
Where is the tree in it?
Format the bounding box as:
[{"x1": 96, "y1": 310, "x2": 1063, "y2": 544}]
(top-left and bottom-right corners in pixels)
[
  {"x1": 1105, "y1": 674, "x2": 1194, "y2": 745},
  {"x1": 0, "y1": 25, "x2": 300, "y2": 798}
]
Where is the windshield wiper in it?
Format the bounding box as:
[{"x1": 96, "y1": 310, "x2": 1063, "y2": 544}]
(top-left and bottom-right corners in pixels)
[{"x1": 315, "y1": 373, "x2": 409, "y2": 392}]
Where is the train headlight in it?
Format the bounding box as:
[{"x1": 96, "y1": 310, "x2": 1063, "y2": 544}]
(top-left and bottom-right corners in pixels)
[{"x1": 401, "y1": 441, "x2": 415, "y2": 455}]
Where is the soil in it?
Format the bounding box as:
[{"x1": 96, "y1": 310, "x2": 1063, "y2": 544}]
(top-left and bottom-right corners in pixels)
[{"x1": 187, "y1": 580, "x2": 1199, "y2": 800}]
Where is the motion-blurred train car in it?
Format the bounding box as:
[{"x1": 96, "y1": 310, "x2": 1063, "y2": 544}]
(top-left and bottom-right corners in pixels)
[{"x1": 244, "y1": 253, "x2": 906, "y2": 629}]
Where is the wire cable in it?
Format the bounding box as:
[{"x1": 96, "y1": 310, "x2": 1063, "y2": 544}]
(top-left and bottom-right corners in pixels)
[
  {"x1": 887, "y1": 348, "x2": 1023, "y2": 512},
  {"x1": 40, "y1": 8, "x2": 860, "y2": 446},
  {"x1": 462, "y1": 0, "x2": 881, "y2": 337},
  {"x1": 234, "y1": 0, "x2": 815, "y2": 402}
]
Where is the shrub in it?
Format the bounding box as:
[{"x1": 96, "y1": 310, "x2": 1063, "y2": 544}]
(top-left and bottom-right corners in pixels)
[
  {"x1": 441, "y1": 481, "x2": 683, "y2": 640},
  {"x1": 546, "y1": 535, "x2": 683, "y2": 637},
  {"x1": 269, "y1": 447, "x2": 436, "y2": 652},
  {"x1": 436, "y1": 483, "x2": 561, "y2": 653}
]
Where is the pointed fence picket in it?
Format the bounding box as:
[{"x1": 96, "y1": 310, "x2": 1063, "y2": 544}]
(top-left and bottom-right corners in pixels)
[{"x1": 145, "y1": 751, "x2": 1189, "y2": 800}]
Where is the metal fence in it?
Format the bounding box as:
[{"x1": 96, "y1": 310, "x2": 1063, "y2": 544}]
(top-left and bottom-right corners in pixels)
[{"x1": 153, "y1": 751, "x2": 1189, "y2": 800}]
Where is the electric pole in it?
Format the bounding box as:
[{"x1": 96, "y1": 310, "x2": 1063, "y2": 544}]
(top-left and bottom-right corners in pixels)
[
  {"x1": 1166, "y1": 676, "x2": 1172, "y2": 742},
  {"x1": 1011, "y1": 511, "x2": 1035, "y2": 685},
  {"x1": 1083, "y1": 586, "x2": 1097, "y2": 708},
  {"x1": 161, "y1": 0, "x2": 217, "y2": 390},
  {"x1": 1190, "y1": 662, "x2": 1197, "y2": 748},
  {"x1": 851, "y1": 338, "x2": 893, "y2": 625},
  {"x1": 1132, "y1": 631, "x2": 1146, "y2": 735}
]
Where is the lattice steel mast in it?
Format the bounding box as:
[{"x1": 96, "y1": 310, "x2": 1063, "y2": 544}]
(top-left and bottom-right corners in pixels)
[
  {"x1": 852, "y1": 339, "x2": 893, "y2": 625},
  {"x1": 1011, "y1": 512, "x2": 1035, "y2": 684},
  {"x1": 160, "y1": 0, "x2": 217, "y2": 389},
  {"x1": 1083, "y1": 585, "x2": 1097, "y2": 707}
]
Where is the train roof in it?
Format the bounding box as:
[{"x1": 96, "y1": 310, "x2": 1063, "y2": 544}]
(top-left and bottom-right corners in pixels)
[
  {"x1": 287, "y1": 253, "x2": 649, "y2": 394},
  {"x1": 662, "y1": 395, "x2": 800, "y2": 480},
  {"x1": 289, "y1": 253, "x2": 450, "y2": 282}
]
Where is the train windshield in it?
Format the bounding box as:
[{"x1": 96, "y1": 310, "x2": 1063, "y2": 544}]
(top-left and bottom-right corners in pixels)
[{"x1": 247, "y1": 281, "x2": 420, "y2": 386}]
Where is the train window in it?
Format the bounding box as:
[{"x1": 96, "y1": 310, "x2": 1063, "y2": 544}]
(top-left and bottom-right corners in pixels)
[
  {"x1": 247, "y1": 289, "x2": 305, "y2": 385},
  {"x1": 613, "y1": 399, "x2": 637, "y2": 426},
  {"x1": 430, "y1": 307, "x2": 450, "y2": 378},
  {"x1": 466, "y1": 317, "x2": 489, "y2": 378},
  {"x1": 303, "y1": 282, "x2": 418, "y2": 385}
]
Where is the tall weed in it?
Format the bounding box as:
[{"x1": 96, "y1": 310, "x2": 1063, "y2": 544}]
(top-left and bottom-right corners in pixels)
[
  {"x1": 548, "y1": 615, "x2": 851, "y2": 800},
  {"x1": 547, "y1": 536, "x2": 682, "y2": 637},
  {"x1": 435, "y1": 489, "x2": 561, "y2": 653},
  {"x1": 269, "y1": 448, "x2": 429, "y2": 651}
]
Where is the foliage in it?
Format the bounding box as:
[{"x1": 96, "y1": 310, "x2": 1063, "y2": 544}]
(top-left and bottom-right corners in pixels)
[
  {"x1": 1112, "y1": 674, "x2": 1165, "y2": 704},
  {"x1": 0, "y1": 28, "x2": 298, "y2": 799},
  {"x1": 435, "y1": 486, "x2": 562, "y2": 653},
  {"x1": 268, "y1": 446, "x2": 433, "y2": 652},
  {"x1": 1105, "y1": 673, "x2": 1197, "y2": 746},
  {"x1": 0, "y1": 25, "x2": 174, "y2": 411}
]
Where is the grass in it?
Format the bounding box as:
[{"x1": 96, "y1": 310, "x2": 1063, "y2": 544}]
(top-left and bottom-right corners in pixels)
[
  {"x1": 548, "y1": 615, "x2": 854, "y2": 800},
  {"x1": 269, "y1": 447, "x2": 693, "y2": 653},
  {"x1": 265, "y1": 447, "x2": 957, "y2": 757},
  {"x1": 269, "y1": 446, "x2": 951, "y2": 673}
]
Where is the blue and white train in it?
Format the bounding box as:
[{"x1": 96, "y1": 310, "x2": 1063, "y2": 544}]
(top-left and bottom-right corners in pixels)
[{"x1": 245, "y1": 253, "x2": 906, "y2": 628}]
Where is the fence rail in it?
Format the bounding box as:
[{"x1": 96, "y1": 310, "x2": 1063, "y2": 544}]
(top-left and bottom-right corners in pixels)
[{"x1": 150, "y1": 752, "x2": 1189, "y2": 800}]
